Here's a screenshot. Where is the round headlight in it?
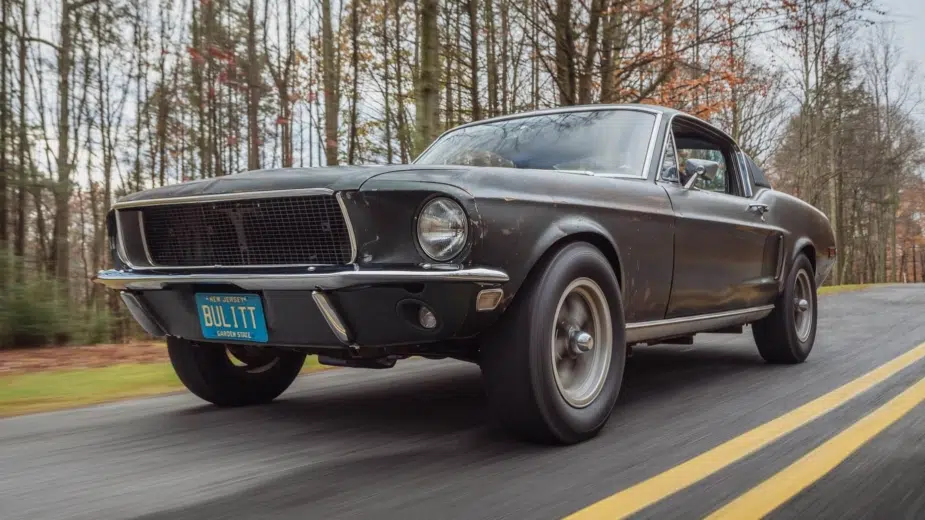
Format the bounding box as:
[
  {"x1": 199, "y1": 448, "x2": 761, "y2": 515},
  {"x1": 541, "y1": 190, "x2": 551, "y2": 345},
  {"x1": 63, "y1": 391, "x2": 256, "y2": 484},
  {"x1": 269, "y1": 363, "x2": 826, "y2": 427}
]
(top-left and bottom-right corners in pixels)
[{"x1": 417, "y1": 197, "x2": 468, "y2": 262}]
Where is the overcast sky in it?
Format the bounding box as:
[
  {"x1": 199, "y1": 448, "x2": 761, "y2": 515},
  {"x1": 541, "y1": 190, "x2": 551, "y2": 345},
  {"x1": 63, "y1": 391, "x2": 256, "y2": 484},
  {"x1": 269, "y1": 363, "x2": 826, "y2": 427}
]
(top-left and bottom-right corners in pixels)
[
  {"x1": 877, "y1": 0, "x2": 925, "y2": 118},
  {"x1": 880, "y1": 0, "x2": 925, "y2": 59}
]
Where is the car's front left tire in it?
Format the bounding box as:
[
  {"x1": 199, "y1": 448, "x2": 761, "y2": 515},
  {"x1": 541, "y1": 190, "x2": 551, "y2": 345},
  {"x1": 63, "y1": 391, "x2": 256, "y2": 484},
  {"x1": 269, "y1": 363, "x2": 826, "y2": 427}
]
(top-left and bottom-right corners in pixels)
[
  {"x1": 167, "y1": 337, "x2": 306, "y2": 406},
  {"x1": 480, "y1": 241, "x2": 627, "y2": 445}
]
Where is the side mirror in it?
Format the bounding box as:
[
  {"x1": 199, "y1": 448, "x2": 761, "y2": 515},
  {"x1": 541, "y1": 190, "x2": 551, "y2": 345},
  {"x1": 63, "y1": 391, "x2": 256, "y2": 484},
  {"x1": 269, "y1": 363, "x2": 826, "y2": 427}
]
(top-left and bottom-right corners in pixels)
[{"x1": 683, "y1": 158, "x2": 720, "y2": 189}]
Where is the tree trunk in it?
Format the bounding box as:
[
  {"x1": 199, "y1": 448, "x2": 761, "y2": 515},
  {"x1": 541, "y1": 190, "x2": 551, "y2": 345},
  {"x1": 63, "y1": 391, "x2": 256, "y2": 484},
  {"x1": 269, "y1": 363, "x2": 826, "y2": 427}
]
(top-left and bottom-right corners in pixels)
[
  {"x1": 52, "y1": 0, "x2": 74, "y2": 286},
  {"x1": 321, "y1": 0, "x2": 339, "y2": 165},
  {"x1": 599, "y1": 0, "x2": 622, "y2": 103},
  {"x1": 382, "y1": 0, "x2": 394, "y2": 163},
  {"x1": 499, "y1": 0, "x2": 509, "y2": 113},
  {"x1": 393, "y1": 0, "x2": 410, "y2": 161},
  {"x1": 155, "y1": 50, "x2": 170, "y2": 186},
  {"x1": 553, "y1": 0, "x2": 575, "y2": 105},
  {"x1": 466, "y1": 0, "x2": 480, "y2": 121},
  {"x1": 191, "y1": 1, "x2": 208, "y2": 178},
  {"x1": 912, "y1": 242, "x2": 919, "y2": 283},
  {"x1": 443, "y1": 0, "x2": 453, "y2": 128},
  {"x1": 484, "y1": 0, "x2": 497, "y2": 117},
  {"x1": 282, "y1": 0, "x2": 294, "y2": 167},
  {"x1": 531, "y1": 0, "x2": 538, "y2": 108},
  {"x1": 0, "y1": 0, "x2": 9, "y2": 246},
  {"x1": 415, "y1": 0, "x2": 439, "y2": 156},
  {"x1": 347, "y1": 0, "x2": 360, "y2": 164},
  {"x1": 246, "y1": 0, "x2": 260, "y2": 170},
  {"x1": 14, "y1": 0, "x2": 27, "y2": 257},
  {"x1": 577, "y1": 0, "x2": 603, "y2": 104},
  {"x1": 660, "y1": 0, "x2": 675, "y2": 89}
]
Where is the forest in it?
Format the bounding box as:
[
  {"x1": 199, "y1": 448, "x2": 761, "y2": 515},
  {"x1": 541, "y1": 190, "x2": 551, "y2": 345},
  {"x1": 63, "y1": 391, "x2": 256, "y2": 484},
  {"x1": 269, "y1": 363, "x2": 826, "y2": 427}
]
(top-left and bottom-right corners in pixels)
[{"x1": 0, "y1": 0, "x2": 923, "y2": 346}]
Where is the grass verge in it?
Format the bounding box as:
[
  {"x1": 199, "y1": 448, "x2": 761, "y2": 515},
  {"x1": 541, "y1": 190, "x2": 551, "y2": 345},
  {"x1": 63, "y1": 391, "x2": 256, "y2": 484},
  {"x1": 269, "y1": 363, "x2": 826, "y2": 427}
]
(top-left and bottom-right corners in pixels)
[
  {"x1": 0, "y1": 356, "x2": 326, "y2": 418},
  {"x1": 817, "y1": 284, "x2": 874, "y2": 295}
]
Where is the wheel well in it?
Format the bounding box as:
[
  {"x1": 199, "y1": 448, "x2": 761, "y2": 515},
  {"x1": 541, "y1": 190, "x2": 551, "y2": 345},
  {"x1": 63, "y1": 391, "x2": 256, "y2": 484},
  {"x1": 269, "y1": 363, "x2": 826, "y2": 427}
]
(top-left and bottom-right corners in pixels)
[
  {"x1": 496, "y1": 231, "x2": 624, "y2": 325},
  {"x1": 534, "y1": 232, "x2": 623, "y2": 289},
  {"x1": 798, "y1": 244, "x2": 816, "y2": 273}
]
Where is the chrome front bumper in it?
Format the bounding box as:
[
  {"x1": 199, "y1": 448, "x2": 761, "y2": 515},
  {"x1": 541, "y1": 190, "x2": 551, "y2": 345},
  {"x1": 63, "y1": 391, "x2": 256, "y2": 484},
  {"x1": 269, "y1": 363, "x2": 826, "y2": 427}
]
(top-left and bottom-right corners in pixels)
[
  {"x1": 100, "y1": 266, "x2": 510, "y2": 345},
  {"x1": 93, "y1": 266, "x2": 510, "y2": 291}
]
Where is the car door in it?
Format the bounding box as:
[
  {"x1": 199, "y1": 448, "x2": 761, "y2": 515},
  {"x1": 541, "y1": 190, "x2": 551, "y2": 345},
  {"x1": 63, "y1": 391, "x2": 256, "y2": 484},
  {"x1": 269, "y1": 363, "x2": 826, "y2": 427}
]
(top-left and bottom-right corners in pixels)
[{"x1": 658, "y1": 118, "x2": 781, "y2": 318}]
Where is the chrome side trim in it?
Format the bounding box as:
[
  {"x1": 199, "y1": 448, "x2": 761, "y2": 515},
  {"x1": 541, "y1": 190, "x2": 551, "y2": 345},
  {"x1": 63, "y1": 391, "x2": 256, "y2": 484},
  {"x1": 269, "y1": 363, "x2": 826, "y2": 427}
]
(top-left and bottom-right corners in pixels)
[
  {"x1": 93, "y1": 266, "x2": 510, "y2": 291},
  {"x1": 112, "y1": 187, "x2": 335, "y2": 210},
  {"x1": 626, "y1": 305, "x2": 774, "y2": 344},
  {"x1": 335, "y1": 191, "x2": 358, "y2": 264},
  {"x1": 312, "y1": 291, "x2": 351, "y2": 344},
  {"x1": 120, "y1": 292, "x2": 166, "y2": 337}
]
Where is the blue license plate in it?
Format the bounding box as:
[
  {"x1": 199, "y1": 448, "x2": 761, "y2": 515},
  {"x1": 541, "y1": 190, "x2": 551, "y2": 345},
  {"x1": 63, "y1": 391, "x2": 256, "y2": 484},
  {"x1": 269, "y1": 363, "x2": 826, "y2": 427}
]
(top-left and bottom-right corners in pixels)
[{"x1": 195, "y1": 293, "x2": 268, "y2": 343}]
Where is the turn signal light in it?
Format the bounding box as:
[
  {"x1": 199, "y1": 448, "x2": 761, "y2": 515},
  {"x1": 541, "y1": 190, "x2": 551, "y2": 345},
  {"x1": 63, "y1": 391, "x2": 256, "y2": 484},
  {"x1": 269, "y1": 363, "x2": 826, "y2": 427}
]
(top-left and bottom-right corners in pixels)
[{"x1": 476, "y1": 288, "x2": 504, "y2": 312}]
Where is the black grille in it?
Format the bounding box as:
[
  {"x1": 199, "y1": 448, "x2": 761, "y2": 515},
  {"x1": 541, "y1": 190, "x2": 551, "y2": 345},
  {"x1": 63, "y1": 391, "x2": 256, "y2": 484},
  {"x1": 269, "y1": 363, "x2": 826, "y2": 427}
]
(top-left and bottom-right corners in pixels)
[{"x1": 139, "y1": 195, "x2": 353, "y2": 266}]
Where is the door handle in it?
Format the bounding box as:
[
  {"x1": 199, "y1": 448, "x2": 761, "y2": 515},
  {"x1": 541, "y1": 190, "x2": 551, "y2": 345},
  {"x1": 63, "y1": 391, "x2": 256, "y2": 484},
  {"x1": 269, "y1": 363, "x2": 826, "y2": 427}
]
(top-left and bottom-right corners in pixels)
[{"x1": 746, "y1": 203, "x2": 769, "y2": 215}]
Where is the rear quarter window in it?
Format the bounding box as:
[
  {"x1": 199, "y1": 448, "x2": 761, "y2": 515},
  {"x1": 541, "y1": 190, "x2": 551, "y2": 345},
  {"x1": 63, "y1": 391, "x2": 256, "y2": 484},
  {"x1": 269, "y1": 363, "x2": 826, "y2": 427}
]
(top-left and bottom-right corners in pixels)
[{"x1": 745, "y1": 155, "x2": 772, "y2": 189}]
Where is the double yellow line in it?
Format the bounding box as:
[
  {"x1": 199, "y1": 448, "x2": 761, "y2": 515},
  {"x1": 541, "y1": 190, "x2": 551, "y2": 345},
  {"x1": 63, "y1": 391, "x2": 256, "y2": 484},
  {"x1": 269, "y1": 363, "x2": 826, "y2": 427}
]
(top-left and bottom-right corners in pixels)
[{"x1": 566, "y1": 341, "x2": 925, "y2": 520}]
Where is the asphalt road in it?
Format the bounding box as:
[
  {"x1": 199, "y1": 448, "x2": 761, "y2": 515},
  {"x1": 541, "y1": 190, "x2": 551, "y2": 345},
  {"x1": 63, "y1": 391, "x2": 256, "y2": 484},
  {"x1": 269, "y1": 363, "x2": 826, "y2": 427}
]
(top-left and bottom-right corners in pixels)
[{"x1": 2, "y1": 285, "x2": 925, "y2": 520}]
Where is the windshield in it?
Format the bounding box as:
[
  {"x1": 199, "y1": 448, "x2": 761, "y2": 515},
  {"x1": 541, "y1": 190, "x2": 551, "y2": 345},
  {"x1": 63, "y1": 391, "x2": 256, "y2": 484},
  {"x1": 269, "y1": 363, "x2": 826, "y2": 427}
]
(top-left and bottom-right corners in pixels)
[{"x1": 414, "y1": 109, "x2": 657, "y2": 176}]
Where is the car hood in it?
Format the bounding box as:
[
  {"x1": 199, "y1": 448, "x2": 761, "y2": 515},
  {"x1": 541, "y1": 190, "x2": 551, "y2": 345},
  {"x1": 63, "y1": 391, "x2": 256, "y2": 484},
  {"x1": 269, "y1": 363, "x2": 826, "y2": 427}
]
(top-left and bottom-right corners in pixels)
[{"x1": 115, "y1": 165, "x2": 469, "y2": 204}]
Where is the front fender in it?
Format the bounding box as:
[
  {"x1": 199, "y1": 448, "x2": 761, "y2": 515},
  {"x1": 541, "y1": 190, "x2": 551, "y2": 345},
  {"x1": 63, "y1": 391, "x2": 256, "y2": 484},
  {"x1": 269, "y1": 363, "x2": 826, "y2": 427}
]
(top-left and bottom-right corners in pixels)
[{"x1": 370, "y1": 167, "x2": 675, "y2": 323}]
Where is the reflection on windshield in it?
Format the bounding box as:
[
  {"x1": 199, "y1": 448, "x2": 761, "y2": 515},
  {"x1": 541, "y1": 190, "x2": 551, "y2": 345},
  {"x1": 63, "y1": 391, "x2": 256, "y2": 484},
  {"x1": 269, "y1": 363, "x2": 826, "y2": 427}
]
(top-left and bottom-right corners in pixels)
[{"x1": 414, "y1": 109, "x2": 656, "y2": 176}]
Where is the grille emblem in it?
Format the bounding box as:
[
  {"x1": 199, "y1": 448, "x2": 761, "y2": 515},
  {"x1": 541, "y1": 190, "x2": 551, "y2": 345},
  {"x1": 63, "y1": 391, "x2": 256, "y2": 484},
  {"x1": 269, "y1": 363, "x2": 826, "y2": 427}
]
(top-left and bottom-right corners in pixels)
[{"x1": 219, "y1": 206, "x2": 256, "y2": 263}]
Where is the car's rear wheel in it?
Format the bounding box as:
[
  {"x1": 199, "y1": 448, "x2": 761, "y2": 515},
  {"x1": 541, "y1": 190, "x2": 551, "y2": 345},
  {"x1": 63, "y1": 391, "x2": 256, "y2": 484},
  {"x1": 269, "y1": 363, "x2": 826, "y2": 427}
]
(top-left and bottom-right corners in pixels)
[
  {"x1": 167, "y1": 337, "x2": 306, "y2": 406},
  {"x1": 752, "y1": 253, "x2": 817, "y2": 364},
  {"x1": 480, "y1": 241, "x2": 626, "y2": 444}
]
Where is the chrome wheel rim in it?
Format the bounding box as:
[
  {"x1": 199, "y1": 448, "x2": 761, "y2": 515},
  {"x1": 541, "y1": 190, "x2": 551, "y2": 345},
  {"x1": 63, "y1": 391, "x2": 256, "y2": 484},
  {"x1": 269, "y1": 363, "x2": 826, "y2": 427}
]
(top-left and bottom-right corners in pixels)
[
  {"x1": 226, "y1": 346, "x2": 280, "y2": 374},
  {"x1": 793, "y1": 270, "x2": 813, "y2": 342},
  {"x1": 551, "y1": 278, "x2": 613, "y2": 409}
]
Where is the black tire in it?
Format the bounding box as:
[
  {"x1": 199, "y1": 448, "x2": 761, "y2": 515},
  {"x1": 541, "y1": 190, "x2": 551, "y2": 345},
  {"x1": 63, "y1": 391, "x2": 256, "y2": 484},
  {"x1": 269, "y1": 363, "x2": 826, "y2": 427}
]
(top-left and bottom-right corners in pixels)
[
  {"x1": 167, "y1": 337, "x2": 306, "y2": 406},
  {"x1": 480, "y1": 241, "x2": 626, "y2": 445},
  {"x1": 752, "y1": 253, "x2": 817, "y2": 364}
]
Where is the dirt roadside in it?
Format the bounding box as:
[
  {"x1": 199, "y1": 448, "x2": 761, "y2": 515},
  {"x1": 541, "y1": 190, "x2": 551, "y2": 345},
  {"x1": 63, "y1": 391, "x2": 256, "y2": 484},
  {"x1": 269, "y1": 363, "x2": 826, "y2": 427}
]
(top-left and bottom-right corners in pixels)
[{"x1": 0, "y1": 342, "x2": 169, "y2": 375}]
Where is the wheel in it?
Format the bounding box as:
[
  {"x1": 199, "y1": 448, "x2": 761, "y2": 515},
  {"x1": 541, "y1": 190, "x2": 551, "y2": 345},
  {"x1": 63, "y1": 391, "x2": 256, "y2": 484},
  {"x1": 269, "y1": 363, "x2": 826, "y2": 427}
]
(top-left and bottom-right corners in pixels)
[
  {"x1": 752, "y1": 253, "x2": 817, "y2": 364},
  {"x1": 480, "y1": 241, "x2": 626, "y2": 445},
  {"x1": 167, "y1": 337, "x2": 306, "y2": 406}
]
